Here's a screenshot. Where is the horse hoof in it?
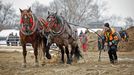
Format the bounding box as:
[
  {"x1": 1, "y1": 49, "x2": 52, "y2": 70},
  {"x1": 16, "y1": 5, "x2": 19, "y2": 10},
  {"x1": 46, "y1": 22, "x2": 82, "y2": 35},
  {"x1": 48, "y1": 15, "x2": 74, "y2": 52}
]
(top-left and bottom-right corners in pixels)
[
  {"x1": 41, "y1": 61, "x2": 46, "y2": 66},
  {"x1": 41, "y1": 63, "x2": 45, "y2": 66},
  {"x1": 67, "y1": 60, "x2": 71, "y2": 64},
  {"x1": 46, "y1": 54, "x2": 51, "y2": 59},
  {"x1": 70, "y1": 58, "x2": 73, "y2": 62},
  {"x1": 22, "y1": 63, "x2": 26, "y2": 68},
  {"x1": 59, "y1": 61, "x2": 64, "y2": 64},
  {"x1": 34, "y1": 63, "x2": 39, "y2": 67}
]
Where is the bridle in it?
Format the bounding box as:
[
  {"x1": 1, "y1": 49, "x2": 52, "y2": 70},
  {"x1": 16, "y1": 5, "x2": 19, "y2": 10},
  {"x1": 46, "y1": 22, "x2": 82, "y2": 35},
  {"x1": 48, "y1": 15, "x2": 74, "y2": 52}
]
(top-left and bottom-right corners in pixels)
[
  {"x1": 46, "y1": 15, "x2": 65, "y2": 36},
  {"x1": 20, "y1": 13, "x2": 37, "y2": 35}
]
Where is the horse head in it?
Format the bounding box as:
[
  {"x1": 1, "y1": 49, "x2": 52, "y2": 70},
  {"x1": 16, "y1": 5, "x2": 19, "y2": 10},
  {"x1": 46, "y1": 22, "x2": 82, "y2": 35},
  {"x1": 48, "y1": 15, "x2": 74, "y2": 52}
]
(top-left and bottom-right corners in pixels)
[
  {"x1": 47, "y1": 11, "x2": 57, "y2": 22},
  {"x1": 19, "y1": 7, "x2": 36, "y2": 35},
  {"x1": 46, "y1": 11, "x2": 63, "y2": 33}
]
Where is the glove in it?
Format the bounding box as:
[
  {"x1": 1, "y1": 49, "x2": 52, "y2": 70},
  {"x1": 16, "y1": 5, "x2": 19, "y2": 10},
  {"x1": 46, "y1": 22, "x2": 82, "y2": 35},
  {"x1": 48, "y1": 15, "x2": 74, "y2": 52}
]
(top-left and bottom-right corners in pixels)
[
  {"x1": 112, "y1": 40, "x2": 118, "y2": 45},
  {"x1": 109, "y1": 42, "x2": 112, "y2": 46}
]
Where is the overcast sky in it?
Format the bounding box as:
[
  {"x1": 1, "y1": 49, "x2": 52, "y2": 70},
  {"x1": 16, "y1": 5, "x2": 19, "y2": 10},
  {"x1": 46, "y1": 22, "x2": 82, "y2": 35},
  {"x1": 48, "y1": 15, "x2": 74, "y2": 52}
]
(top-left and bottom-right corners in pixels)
[
  {"x1": 107, "y1": 0, "x2": 134, "y2": 18},
  {"x1": 2, "y1": 0, "x2": 134, "y2": 18}
]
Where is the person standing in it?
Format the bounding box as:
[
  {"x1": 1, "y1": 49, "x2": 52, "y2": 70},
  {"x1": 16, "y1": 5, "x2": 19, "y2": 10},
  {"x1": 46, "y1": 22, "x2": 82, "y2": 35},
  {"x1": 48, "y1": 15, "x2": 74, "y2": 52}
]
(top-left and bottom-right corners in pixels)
[
  {"x1": 103, "y1": 23, "x2": 119, "y2": 64},
  {"x1": 80, "y1": 30, "x2": 88, "y2": 54}
]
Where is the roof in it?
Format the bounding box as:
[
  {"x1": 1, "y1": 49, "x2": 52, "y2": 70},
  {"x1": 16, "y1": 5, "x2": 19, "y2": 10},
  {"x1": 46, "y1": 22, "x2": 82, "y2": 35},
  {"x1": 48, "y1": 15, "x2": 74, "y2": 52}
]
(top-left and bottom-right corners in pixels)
[
  {"x1": 0, "y1": 29, "x2": 19, "y2": 37},
  {"x1": 89, "y1": 28, "x2": 103, "y2": 32},
  {"x1": 77, "y1": 28, "x2": 103, "y2": 35}
]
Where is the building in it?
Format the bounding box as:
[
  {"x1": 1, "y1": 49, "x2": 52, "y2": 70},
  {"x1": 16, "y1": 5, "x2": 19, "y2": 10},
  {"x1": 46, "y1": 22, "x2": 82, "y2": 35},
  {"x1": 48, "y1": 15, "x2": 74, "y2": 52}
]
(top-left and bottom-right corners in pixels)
[{"x1": 0, "y1": 29, "x2": 19, "y2": 45}]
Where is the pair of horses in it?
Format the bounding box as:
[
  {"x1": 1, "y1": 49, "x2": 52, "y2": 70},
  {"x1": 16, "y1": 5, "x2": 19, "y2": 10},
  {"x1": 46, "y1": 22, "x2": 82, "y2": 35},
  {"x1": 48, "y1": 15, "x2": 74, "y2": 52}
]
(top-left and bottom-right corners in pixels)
[
  {"x1": 19, "y1": 8, "x2": 82, "y2": 67},
  {"x1": 98, "y1": 30, "x2": 129, "y2": 51}
]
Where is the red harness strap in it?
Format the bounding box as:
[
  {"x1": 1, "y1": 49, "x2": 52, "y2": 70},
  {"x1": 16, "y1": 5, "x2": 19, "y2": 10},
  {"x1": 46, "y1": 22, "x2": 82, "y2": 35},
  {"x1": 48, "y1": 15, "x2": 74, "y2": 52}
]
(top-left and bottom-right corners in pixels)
[
  {"x1": 29, "y1": 18, "x2": 35, "y2": 30},
  {"x1": 39, "y1": 18, "x2": 48, "y2": 27},
  {"x1": 20, "y1": 18, "x2": 23, "y2": 24},
  {"x1": 38, "y1": 18, "x2": 49, "y2": 31},
  {"x1": 45, "y1": 21, "x2": 48, "y2": 27},
  {"x1": 20, "y1": 17, "x2": 35, "y2": 32}
]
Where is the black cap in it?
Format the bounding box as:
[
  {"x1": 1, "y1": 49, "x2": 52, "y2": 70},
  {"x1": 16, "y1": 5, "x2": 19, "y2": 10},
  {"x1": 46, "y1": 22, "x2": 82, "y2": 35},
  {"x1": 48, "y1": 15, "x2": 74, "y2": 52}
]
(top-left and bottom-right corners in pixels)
[{"x1": 104, "y1": 23, "x2": 110, "y2": 28}]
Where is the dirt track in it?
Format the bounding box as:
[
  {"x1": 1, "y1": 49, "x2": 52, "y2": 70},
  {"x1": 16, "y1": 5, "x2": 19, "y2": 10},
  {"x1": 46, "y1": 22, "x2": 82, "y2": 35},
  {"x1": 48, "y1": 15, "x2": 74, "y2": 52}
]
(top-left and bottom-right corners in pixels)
[{"x1": 0, "y1": 46, "x2": 134, "y2": 75}]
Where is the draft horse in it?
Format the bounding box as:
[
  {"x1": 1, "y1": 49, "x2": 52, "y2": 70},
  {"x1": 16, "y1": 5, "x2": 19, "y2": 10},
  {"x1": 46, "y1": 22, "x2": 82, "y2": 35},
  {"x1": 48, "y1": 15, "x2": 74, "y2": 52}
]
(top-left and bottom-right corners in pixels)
[
  {"x1": 19, "y1": 7, "x2": 48, "y2": 67},
  {"x1": 45, "y1": 11, "x2": 82, "y2": 64}
]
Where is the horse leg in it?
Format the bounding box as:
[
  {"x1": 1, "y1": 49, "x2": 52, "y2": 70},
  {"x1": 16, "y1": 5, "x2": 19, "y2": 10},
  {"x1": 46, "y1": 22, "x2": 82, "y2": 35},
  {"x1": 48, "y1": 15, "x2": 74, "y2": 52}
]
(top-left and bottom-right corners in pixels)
[
  {"x1": 65, "y1": 46, "x2": 71, "y2": 64},
  {"x1": 42, "y1": 36, "x2": 51, "y2": 59},
  {"x1": 70, "y1": 45, "x2": 75, "y2": 62},
  {"x1": 46, "y1": 43, "x2": 51, "y2": 59},
  {"x1": 59, "y1": 45, "x2": 65, "y2": 63},
  {"x1": 41, "y1": 42, "x2": 46, "y2": 66},
  {"x1": 22, "y1": 44, "x2": 27, "y2": 67},
  {"x1": 42, "y1": 39, "x2": 46, "y2": 59},
  {"x1": 33, "y1": 43, "x2": 39, "y2": 67}
]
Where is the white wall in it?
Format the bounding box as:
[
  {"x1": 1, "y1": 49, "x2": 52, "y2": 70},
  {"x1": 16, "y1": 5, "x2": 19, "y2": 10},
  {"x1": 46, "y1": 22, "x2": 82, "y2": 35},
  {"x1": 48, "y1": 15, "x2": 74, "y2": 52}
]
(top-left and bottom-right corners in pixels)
[{"x1": 0, "y1": 29, "x2": 19, "y2": 37}]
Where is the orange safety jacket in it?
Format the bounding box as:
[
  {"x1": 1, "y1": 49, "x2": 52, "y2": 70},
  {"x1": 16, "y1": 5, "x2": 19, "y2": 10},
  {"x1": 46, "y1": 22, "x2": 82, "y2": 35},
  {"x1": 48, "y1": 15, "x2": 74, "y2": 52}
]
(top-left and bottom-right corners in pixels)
[{"x1": 104, "y1": 28, "x2": 119, "y2": 45}]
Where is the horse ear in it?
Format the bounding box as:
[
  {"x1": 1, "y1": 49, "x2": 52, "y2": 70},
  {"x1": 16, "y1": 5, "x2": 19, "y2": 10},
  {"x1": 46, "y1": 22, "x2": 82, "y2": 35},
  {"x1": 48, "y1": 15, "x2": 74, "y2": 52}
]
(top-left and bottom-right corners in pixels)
[
  {"x1": 28, "y1": 7, "x2": 31, "y2": 12},
  {"x1": 48, "y1": 11, "x2": 50, "y2": 15},
  {"x1": 19, "y1": 8, "x2": 23, "y2": 13}
]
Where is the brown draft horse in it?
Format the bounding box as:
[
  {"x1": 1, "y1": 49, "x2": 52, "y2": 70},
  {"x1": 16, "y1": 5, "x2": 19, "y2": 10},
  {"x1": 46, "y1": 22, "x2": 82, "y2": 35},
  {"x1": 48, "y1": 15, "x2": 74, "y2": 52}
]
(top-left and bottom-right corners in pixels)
[
  {"x1": 45, "y1": 11, "x2": 82, "y2": 64},
  {"x1": 19, "y1": 7, "x2": 48, "y2": 67}
]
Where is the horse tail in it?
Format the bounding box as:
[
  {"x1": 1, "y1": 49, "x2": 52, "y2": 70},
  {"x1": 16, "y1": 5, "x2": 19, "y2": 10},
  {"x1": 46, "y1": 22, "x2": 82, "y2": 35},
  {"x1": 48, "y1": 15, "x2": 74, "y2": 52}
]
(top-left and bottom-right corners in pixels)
[
  {"x1": 74, "y1": 44, "x2": 82, "y2": 60},
  {"x1": 37, "y1": 34, "x2": 44, "y2": 60}
]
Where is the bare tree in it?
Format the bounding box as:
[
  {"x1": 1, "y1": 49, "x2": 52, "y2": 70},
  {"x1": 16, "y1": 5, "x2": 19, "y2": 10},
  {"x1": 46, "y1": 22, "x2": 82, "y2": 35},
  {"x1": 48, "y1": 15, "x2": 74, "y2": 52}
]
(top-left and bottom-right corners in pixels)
[
  {"x1": 0, "y1": 1, "x2": 2, "y2": 10},
  {"x1": 0, "y1": 2, "x2": 18, "y2": 30},
  {"x1": 93, "y1": 0, "x2": 108, "y2": 21},
  {"x1": 124, "y1": 17, "x2": 134, "y2": 29},
  {"x1": 125, "y1": 17, "x2": 133, "y2": 26},
  {"x1": 32, "y1": 1, "x2": 48, "y2": 18},
  {"x1": 48, "y1": 0, "x2": 107, "y2": 26}
]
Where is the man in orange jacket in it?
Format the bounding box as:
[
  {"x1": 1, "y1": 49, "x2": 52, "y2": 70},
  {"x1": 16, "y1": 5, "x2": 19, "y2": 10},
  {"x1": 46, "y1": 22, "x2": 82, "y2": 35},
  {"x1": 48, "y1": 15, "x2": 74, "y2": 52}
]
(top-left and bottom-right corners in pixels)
[{"x1": 103, "y1": 23, "x2": 119, "y2": 64}]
